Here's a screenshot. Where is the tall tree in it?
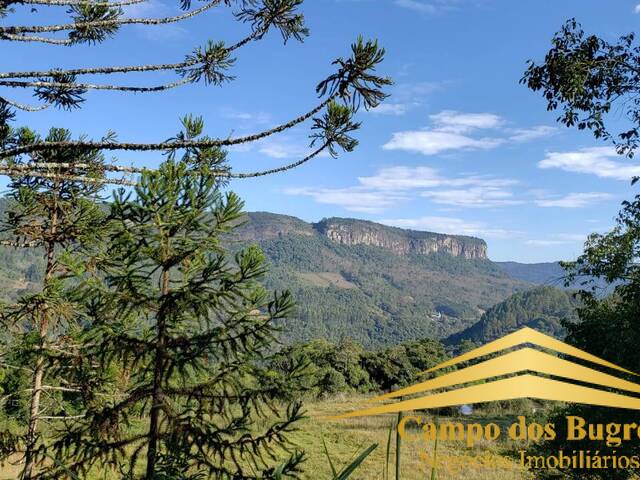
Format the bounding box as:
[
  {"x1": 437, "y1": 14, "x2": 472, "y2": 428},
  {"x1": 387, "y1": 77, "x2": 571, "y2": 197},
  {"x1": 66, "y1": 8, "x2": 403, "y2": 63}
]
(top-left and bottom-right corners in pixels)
[
  {"x1": 0, "y1": 1, "x2": 390, "y2": 476},
  {"x1": 0, "y1": 114, "x2": 107, "y2": 479},
  {"x1": 42, "y1": 121, "x2": 311, "y2": 478},
  {"x1": 523, "y1": 20, "x2": 640, "y2": 480}
]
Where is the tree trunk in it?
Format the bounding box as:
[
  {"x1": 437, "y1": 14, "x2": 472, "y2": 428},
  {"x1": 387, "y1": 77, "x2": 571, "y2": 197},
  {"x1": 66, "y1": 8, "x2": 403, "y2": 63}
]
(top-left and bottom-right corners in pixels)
[
  {"x1": 22, "y1": 245, "x2": 55, "y2": 479},
  {"x1": 22, "y1": 199, "x2": 57, "y2": 480},
  {"x1": 21, "y1": 355, "x2": 45, "y2": 480},
  {"x1": 145, "y1": 269, "x2": 169, "y2": 479}
]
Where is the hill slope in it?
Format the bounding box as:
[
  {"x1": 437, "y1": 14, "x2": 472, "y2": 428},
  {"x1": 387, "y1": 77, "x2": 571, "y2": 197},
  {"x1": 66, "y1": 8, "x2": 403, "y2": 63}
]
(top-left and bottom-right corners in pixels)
[
  {"x1": 445, "y1": 286, "x2": 579, "y2": 345},
  {"x1": 229, "y1": 213, "x2": 530, "y2": 348},
  {"x1": 0, "y1": 203, "x2": 531, "y2": 349}
]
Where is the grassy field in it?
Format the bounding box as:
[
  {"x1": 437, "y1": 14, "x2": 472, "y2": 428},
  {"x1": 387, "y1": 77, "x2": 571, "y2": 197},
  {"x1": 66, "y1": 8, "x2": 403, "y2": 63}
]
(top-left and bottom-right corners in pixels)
[
  {"x1": 295, "y1": 395, "x2": 533, "y2": 480},
  {"x1": 0, "y1": 395, "x2": 534, "y2": 479}
]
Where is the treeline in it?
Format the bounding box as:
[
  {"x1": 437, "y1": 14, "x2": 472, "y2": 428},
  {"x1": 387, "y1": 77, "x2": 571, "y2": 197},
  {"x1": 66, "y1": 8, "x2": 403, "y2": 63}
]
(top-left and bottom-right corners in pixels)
[{"x1": 268, "y1": 337, "x2": 448, "y2": 397}]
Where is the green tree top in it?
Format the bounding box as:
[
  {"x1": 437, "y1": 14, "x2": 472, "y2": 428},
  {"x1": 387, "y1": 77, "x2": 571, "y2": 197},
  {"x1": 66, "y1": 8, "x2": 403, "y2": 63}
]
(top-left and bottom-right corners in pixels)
[{"x1": 523, "y1": 19, "x2": 640, "y2": 161}]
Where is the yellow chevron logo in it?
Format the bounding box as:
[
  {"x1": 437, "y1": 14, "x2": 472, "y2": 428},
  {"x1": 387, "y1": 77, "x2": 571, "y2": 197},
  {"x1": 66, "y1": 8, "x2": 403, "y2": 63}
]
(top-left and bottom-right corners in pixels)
[{"x1": 331, "y1": 327, "x2": 640, "y2": 419}]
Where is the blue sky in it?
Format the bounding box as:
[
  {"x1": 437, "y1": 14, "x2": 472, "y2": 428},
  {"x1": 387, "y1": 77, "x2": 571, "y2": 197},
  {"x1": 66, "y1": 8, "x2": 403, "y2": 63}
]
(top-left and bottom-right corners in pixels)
[{"x1": 3, "y1": 0, "x2": 640, "y2": 262}]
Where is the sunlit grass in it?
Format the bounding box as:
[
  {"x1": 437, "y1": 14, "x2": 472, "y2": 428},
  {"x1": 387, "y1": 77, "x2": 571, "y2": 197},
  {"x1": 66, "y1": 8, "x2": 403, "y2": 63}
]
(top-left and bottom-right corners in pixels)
[
  {"x1": 0, "y1": 395, "x2": 535, "y2": 479},
  {"x1": 292, "y1": 394, "x2": 533, "y2": 480}
]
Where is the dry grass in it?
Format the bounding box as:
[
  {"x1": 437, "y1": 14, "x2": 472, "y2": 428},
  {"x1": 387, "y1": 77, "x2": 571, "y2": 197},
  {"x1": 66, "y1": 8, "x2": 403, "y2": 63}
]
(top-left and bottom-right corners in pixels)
[
  {"x1": 0, "y1": 395, "x2": 534, "y2": 479},
  {"x1": 292, "y1": 394, "x2": 533, "y2": 480}
]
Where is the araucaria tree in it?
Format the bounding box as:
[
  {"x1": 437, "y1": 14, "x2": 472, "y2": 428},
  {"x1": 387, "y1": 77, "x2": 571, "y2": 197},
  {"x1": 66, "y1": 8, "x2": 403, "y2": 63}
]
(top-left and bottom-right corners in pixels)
[
  {"x1": 0, "y1": 111, "x2": 106, "y2": 479},
  {"x1": 45, "y1": 135, "x2": 306, "y2": 478},
  {"x1": 0, "y1": 0, "x2": 391, "y2": 477}
]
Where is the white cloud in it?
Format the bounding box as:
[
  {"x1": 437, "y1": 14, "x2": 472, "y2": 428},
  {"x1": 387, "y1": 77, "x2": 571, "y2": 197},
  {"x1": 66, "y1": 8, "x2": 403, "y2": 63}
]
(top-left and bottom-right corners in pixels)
[
  {"x1": 535, "y1": 192, "x2": 613, "y2": 208},
  {"x1": 538, "y1": 146, "x2": 640, "y2": 181},
  {"x1": 421, "y1": 186, "x2": 521, "y2": 208},
  {"x1": 283, "y1": 187, "x2": 406, "y2": 213},
  {"x1": 370, "y1": 103, "x2": 411, "y2": 116},
  {"x1": 393, "y1": 0, "x2": 462, "y2": 13},
  {"x1": 394, "y1": 0, "x2": 437, "y2": 13},
  {"x1": 526, "y1": 233, "x2": 587, "y2": 247},
  {"x1": 383, "y1": 110, "x2": 551, "y2": 156},
  {"x1": 228, "y1": 132, "x2": 327, "y2": 160},
  {"x1": 634, "y1": 4, "x2": 640, "y2": 13},
  {"x1": 358, "y1": 166, "x2": 444, "y2": 190},
  {"x1": 396, "y1": 82, "x2": 443, "y2": 98},
  {"x1": 526, "y1": 239, "x2": 568, "y2": 247},
  {"x1": 125, "y1": 0, "x2": 188, "y2": 40},
  {"x1": 382, "y1": 110, "x2": 556, "y2": 155},
  {"x1": 222, "y1": 110, "x2": 272, "y2": 125},
  {"x1": 430, "y1": 110, "x2": 503, "y2": 133},
  {"x1": 383, "y1": 130, "x2": 503, "y2": 155},
  {"x1": 357, "y1": 166, "x2": 517, "y2": 191},
  {"x1": 124, "y1": 0, "x2": 169, "y2": 17},
  {"x1": 369, "y1": 82, "x2": 443, "y2": 116},
  {"x1": 508, "y1": 125, "x2": 557, "y2": 142},
  {"x1": 380, "y1": 216, "x2": 519, "y2": 239},
  {"x1": 254, "y1": 136, "x2": 331, "y2": 160},
  {"x1": 258, "y1": 142, "x2": 303, "y2": 159},
  {"x1": 286, "y1": 163, "x2": 619, "y2": 213},
  {"x1": 286, "y1": 166, "x2": 519, "y2": 212}
]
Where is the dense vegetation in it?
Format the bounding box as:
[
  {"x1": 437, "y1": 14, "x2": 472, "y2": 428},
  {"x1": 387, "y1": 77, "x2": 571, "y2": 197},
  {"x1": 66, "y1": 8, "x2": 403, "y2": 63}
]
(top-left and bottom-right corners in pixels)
[
  {"x1": 0, "y1": 201, "x2": 585, "y2": 356},
  {"x1": 523, "y1": 19, "x2": 640, "y2": 479},
  {"x1": 0, "y1": 207, "x2": 533, "y2": 350},
  {"x1": 269, "y1": 336, "x2": 448, "y2": 397},
  {"x1": 446, "y1": 286, "x2": 579, "y2": 345},
  {"x1": 0, "y1": 0, "x2": 396, "y2": 475},
  {"x1": 233, "y1": 212, "x2": 530, "y2": 348}
]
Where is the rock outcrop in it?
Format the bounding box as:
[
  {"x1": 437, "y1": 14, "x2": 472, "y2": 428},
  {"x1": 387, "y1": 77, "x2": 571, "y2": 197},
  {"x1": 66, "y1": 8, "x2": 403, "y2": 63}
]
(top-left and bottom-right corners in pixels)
[{"x1": 313, "y1": 218, "x2": 487, "y2": 259}]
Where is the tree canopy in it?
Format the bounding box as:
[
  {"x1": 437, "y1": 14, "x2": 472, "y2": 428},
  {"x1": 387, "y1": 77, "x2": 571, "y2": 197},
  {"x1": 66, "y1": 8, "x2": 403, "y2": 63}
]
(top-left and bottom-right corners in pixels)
[{"x1": 523, "y1": 18, "x2": 640, "y2": 162}]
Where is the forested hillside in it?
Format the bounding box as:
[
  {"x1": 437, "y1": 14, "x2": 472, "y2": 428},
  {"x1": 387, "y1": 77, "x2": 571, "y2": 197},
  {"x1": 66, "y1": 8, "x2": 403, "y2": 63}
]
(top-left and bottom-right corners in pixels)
[
  {"x1": 0, "y1": 204, "x2": 532, "y2": 348},
  {"x1": 446, "y1": 286, "x2": 579, "y2": 345},
  {"x1": 230, "y1": 212, "x2": 530, "y2": 348}
]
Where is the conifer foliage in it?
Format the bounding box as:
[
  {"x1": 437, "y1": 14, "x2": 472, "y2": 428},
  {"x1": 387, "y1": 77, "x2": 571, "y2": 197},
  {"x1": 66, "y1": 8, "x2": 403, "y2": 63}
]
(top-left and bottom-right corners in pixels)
[
  {"x1": 0, "y1": 122, "x2": 107, "y2": 479},
  {"x1": 42, "y1": 123, "x2": 308, "y2": 479}
]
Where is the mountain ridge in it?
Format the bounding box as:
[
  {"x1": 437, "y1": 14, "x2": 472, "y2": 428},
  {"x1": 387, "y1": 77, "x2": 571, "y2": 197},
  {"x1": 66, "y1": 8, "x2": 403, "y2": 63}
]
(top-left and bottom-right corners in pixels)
[
  {"x1": 236, "y1": 212, "x2": 488, "y2": 259},
  {"x1": 227, "y1": 211, "x2": 529, "y2": 347},
  {"x1": 0, "y1": 204, "x2": 588, "y2": 348}
]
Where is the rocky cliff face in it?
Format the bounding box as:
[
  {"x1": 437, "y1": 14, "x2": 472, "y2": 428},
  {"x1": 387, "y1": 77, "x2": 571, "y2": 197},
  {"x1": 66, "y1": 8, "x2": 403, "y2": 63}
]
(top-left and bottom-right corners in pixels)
[{"x1": 314, "y1": 218, "x2": 488, "y2": 259}]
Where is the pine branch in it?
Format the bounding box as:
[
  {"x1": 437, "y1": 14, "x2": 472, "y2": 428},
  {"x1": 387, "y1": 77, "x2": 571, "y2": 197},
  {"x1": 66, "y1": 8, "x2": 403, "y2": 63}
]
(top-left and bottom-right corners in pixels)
[
  {"x1": 0, "y1": 0, "x2": 221, "y2": 35},
  {"x1": 0, "y1": 77, "x2": 193, "y2": 93},
  {"x1": 0, "y1": 94, "x2": 335, "y2": 158},
  {"x1": 37, "y1": 413, "x2": 86, "y2": 420},
  {"x1": 0, "y1": 142, "x2": 329, "y2": 186},
  {"x1": 0, "y1": 59, "x2": 195, "y2": 79},
  {"x1": 0, "y1": 168, "x2": 136, "y2": 186},
  {"x1": 0, "y1": 361, "x2": 34, "y2": 372},
  {"x1": 12, "y1": 0, "x2": 145, "y2": 6},
  {"x1": 0, "y1": 28, "x2": 258, "y2": 81},
  {"x1": 25, "y1": 386, "x2": 82, "y2": 393},
  {"x1": 0, "y1": 33, "x2": 74, "y2": 45},
  {"x1": 0, "y1": 97, "x2": 51, "y2": 111},
  {"x1": 0, "y1": 161, "x2": 142, "y2": 172},
  {"x1": 0, "y1": 239, "x2": 41, "y2": 247}
]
